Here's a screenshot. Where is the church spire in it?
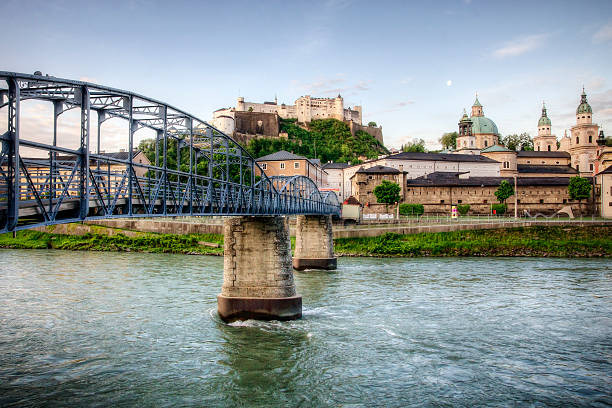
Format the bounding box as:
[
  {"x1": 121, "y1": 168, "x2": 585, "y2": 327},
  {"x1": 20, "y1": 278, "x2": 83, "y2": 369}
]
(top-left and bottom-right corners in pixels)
[{"x1": 471, "y1": 93, "x2": 483, "y2": 117}]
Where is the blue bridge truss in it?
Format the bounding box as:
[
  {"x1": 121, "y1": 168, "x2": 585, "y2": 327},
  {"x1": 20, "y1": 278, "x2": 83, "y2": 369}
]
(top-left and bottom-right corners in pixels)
[{"x1": 0, "y1": 72, "x2": 340, "y2": 233}]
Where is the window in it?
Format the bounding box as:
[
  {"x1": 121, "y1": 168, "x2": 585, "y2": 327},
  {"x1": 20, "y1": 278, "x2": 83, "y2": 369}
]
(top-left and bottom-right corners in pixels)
[
  {"x1": 547, "y1": 145, "x2": 551, "y2": 151},
  {"x1": 576, "y1": 137, "x2": 579, "y2": 144},
  {"x1": 563, "y1": 199, "x2": 567, "y2": 204},
  {"x1": 590, "y1": 163, "x2": 594, "y2": 171},
  {"x1": 280, "y1": 162, "x2": 285, "y2": 169},
  {"x1": 527, "y1": 161, "x2": 531, "y2": 164},
  {"x1": 589, "y1": 135, "x2": 592, "y2": 143},
  {"x1": 294, "y1": 162, "x2": 300, "y2": 169},
  {"x1": 483, "y1": 199, "x2": 488, "y2": 204},
  {"x1": 261, "y1": 163, "x2": 267, "y2": 170},
  {"x1": 540, "y1": 199, "x2": 544, "y2": 204},
  {"x1": 517, "y1": 199, "x2": 520, "y2": 203},
  {"x1": 577, "y1": 165, "x2": 580, "y2": 171},
  {"x1": 440, "y1": 200, "x2": 445, "y2": 204},
  {"x1": 556, "y1": 161, "x2": 559, "y2": 164},
  {"x1": 484, "y1": 140, "x2": 488, "y2": 147}
]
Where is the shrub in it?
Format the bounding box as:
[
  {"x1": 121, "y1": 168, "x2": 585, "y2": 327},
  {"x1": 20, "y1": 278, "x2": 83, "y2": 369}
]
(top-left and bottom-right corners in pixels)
[
  {"x1": 373, "y1": 180, "x2": 401, "y2": 204},
  {"x1": 491, "y1": 203, "x2": 507, "y2": 215},
  {"x1": 399, "y1": 203, "x2": 424, "y2": 215},
  {"x1": 457, "y1": 204, "x2": 470, "y2": 215}
]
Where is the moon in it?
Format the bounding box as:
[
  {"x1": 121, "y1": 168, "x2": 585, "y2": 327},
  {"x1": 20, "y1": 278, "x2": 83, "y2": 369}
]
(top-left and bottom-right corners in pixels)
[{"x1": 446, "y1": 80, "x2": 452, "y2": 87}]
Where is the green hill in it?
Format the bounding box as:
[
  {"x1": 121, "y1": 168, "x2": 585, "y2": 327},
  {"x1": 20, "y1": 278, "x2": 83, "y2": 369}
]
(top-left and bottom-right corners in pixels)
[{"x1": 246, "y1": 118, "x2": 388, "y2": 164}]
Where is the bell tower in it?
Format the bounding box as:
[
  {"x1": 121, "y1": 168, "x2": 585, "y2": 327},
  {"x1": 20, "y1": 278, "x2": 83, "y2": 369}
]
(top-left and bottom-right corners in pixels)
[{"x1": 471, "y1": 94, "x2": 483, "y2": 117}]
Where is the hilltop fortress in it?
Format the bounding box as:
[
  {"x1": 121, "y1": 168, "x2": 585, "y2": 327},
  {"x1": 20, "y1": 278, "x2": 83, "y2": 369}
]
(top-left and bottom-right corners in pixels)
[{"x1": 211, "y1": 95, "x2": 383, "y2": 146}]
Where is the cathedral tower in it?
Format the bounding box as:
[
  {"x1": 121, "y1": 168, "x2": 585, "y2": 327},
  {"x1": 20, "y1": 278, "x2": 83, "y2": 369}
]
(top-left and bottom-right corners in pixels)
[
  {"x1": 533, "y1": 103, "x2": 557, "y2": 152},
  {"x1": 570, "y1": 88, "x2": 599, "y2": 175}
]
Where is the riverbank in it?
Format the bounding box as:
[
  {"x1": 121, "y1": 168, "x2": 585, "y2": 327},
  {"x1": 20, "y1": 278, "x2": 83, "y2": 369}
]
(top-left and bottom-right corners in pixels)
[
  {"x1": 0, "y1": 230, "x2": 224, "y2": 256},
  {"x1": 335, "y1": 225, "x2": 612, "y2": 257},
  {"x1": 1, "y1": 225, "x2": 610, "y2": 257}
]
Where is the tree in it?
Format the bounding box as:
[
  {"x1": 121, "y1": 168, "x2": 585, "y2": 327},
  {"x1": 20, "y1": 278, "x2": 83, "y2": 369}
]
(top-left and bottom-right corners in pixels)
[
  {"x1": 494, "y1": 180, "x2": 514, "y2": 203},
  {"x1": 501, "y1": 132, "x2": 533, "y2": 151},
  {"x1": 367, "y1": 121, "x2": 377, "y2": 127},
  {"x1": 373, "y1": 180, "x2": 401, "y2": 204},
  {"x1": 439, "y1": 132, "x2": 458, "y2": 150},
  {"x1": 401, "y1": 139, "x2": 426, "y2": 153},
  {"x1": 568, "y1": 176, "x2": 591, "y2": 202}
]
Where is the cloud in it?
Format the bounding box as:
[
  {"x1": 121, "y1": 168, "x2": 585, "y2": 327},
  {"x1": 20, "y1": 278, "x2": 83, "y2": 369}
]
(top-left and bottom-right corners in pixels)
[
  {"x1": 79, "y1": 76, "x2": 100, "y2": 84},
  {"x1": 400, "y1": 77, "x2": 413, "y2": 85},
  {"x1": 446, "y1": 80, "x2": 452, "y2": 87},
  {"x1": 593, "y1": 22, "x2": 612, "y2": 43},
  {"x1": 492, "y1": 33, "x2": 549, "y2": 58},
  {"x1": 292, "y1": 77, "x2": 372, "y2": 96},
  {"x1": 324, "y1": 0, "x2": 353, "y2": 9},
  {"x1": 370, "y1": 101, "x2": 414, "y2": 115}
]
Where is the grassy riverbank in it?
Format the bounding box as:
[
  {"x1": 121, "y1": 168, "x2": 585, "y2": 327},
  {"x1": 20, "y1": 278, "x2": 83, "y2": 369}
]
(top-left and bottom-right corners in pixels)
[
  {"x1": 1, "y1": 225, "x2": 610, "y2": 257},
  {"x1": 334, "y1": 225, "x2": 612, "y2": 257},
  {"x1": 0, "y1": 230, "x2": 224, "y2": 255}
]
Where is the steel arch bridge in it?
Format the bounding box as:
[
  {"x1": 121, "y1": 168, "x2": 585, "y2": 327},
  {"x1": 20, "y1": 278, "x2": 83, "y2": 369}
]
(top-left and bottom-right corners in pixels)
[{"x1": 0, "y1": 72, "x2": 340, "y2": 233}]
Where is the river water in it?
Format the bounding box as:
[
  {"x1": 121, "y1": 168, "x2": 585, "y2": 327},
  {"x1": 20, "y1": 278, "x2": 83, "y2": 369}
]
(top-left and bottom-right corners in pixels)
[{"x1": 0, "y1": 249, "x2": 610, "y2": 407}]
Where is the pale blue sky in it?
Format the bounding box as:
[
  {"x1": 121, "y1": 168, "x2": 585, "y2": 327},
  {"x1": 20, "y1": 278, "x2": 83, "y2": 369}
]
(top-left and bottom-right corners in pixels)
[{"x1": 2, "y1": 0, "x2": 612, "y2": 149}]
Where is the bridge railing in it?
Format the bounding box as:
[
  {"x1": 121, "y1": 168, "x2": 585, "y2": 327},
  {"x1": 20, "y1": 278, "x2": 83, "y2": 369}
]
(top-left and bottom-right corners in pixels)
[{"x1": 0, "y1": 72, "x2": 340, "y2": 232}]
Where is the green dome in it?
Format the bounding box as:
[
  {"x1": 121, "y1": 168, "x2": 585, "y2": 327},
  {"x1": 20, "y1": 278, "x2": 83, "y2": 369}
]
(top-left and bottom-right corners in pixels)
[
  {"x1": 538, "y1": 105, "x2": 551, "y2": 126},
  {"x1": 470, "y1": 115, "x2": 499, "y2": 135},
  {"x1": 576, "y1": 90, "x2": 592, "y2": 114}
]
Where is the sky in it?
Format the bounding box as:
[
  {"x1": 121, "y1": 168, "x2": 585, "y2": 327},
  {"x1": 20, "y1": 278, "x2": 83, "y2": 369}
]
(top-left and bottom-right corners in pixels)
[{"x1": 1, "y1": 0, "x2": 612, "y2": 151}]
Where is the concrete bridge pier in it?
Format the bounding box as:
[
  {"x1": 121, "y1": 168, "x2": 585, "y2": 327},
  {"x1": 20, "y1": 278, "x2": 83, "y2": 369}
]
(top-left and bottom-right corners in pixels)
[
  {"x1": 217, "y1": 216, "x2": 301, "y2": 322},
  {"x1": 293, "y1": 215, "x2": 337, "y2": 271}
]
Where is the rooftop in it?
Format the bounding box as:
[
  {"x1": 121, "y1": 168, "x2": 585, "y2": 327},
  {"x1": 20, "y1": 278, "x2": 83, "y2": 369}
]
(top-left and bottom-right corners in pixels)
[
  {"x1": 405, "y1": 172, "x2": 576, "y2": 187},
  {"x1": 322, "y1": 162, "x2": 350, "y2": 170},
  {"x1": 598, "y1": 166, "x2": 612, "y2": 175},
  {"x1": 255, "y1": 150, "x2": 324, "y2": 169},
  {"x1": 517, "y1": 164, "x2": 577, "y2": 175},
  {"x1": 356, "y1": 165, "x2": 401, "y2": 174},
  {"x1": 256, "y1": 150, "x2": 307, "y2": 162},
  {"x1": 517, "y1": 151, "x2": 571, "y2": 158},
  {"x1": 481, "y1": 145, "x2": 514, "y2": 153},
  {"x1": 385, "y1": 151, "x2": 498, "y2": 163}
]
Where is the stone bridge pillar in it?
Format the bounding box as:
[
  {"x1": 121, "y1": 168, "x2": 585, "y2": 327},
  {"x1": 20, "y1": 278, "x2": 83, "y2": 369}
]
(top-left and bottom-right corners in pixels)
[
  {"x1": 293, "y1": 215, "x2": 337, "y2": 271},
  {"x1": 218, "y1": 216, "x2": 301, "y2": 322}
]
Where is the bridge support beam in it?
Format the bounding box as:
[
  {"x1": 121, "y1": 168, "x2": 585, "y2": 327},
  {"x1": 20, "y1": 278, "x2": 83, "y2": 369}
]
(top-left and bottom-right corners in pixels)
[
  {"x1": 218, "y1": 216, "x2": 301, "y2": 322},
  {"x1": 293, "y1": 215, "x2": 337, "y2": 271}
]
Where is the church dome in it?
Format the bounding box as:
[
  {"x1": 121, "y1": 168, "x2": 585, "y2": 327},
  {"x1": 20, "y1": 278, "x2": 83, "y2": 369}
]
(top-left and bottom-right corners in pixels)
[
  {"x1": 576, "y1": 89, "x2": 592, "y2": 114},
  {"x1": 538, "y1": 104, "x2": 551, "y2": 126},
  {"x1": 470, "y1": 115, "x2": 499, "y2": 135}
]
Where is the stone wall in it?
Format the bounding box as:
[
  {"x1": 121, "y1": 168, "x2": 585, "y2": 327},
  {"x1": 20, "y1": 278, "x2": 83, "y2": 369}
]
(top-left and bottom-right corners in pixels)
[
  {"x1": 349, "y1": 121, "x2": 383, "y2": 145},
  {"x1": 403, "y1": 184, "x2": 598, "y2": 216},
  {"x1": 234, "y1": 111, "x2": 279, "y2": 139}
]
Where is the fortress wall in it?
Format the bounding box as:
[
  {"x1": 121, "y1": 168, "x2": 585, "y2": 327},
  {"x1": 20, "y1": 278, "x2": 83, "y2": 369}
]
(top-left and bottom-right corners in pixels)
[{"x1": 349, "y1": 121, "x2": 384, "y2": 145}]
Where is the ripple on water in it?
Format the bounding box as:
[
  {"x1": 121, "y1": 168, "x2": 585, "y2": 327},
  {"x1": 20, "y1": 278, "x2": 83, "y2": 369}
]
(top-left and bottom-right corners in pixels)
[{"x1": 0, "y1": 250, "x2": 611, "y2": 407}]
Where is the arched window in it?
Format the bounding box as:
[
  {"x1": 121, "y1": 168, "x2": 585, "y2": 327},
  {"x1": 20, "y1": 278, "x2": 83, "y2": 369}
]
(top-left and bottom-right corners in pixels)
[
  {"x1": 576, "y1": 137, "x2": 579, "y2": 144},
  {"x1": 589, "y1": 135, "x2": 592, "y2": 143},
  {"x1": 484, "y1": 140, "x2": 488, "y2": 147},
  {"x1": 547, "y1": 145, "x2": 551, "y2": 151}
]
